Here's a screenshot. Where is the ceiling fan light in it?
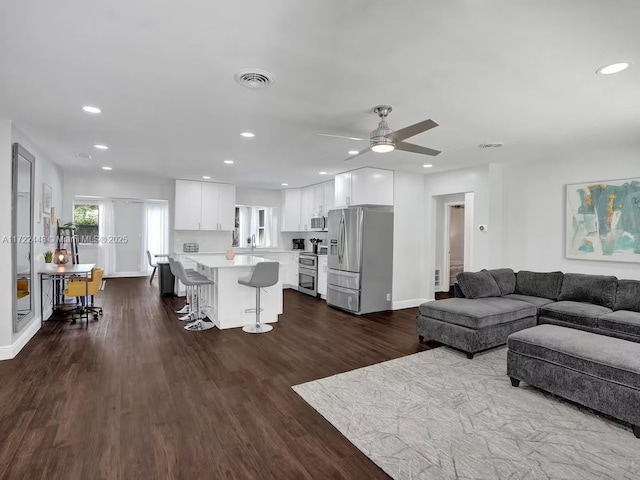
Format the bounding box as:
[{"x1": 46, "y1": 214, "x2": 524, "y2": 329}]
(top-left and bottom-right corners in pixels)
[{"x1": 371, "y1": 143, "x2": 395, "y2": 153}]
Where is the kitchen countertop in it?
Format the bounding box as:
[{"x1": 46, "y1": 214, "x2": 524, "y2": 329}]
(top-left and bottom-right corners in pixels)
[
  {"x1": 176, "y1": 249, "x2": 309, "y2": 255},
  {"x1": 186, "y1": 254, "x2": 285, "y2": 269}
]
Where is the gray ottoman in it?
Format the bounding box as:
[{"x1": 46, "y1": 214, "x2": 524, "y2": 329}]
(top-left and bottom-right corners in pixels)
[
  {"x1": 417, "y1": 297, "x2": 537, "y2": 358},
  {"x1": 508, "y1": 324, "x2": 640, "y2": 438}
]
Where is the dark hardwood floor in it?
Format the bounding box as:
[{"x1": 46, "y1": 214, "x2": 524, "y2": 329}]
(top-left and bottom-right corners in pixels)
[{"x1": 0, "y1": 277, "x2": 439, "y2": 480}]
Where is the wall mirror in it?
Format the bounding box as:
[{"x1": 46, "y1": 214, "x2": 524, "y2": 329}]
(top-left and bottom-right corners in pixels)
[{"x1": 13, "y1": 143, "x2": 35, "y2": 332}]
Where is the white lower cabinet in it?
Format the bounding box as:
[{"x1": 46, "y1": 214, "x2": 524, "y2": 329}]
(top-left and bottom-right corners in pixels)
[
  {"x1": 278, "y1": 252, "x2": 299, "y2": 288},
  {"x1": 318, "y1": 256, "x2": 328, "y2": 297},
  {"x1": 288, "y1": 252, "x2": 299, "y2": 288}
]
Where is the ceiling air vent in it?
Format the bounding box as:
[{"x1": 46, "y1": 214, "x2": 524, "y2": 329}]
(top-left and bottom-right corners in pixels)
[
  {"x1": 75, "y1": 152, "x2": 92, "y2": 159},
  {"x1": 234, "y1": 69, "x2": 275, "y2": 89},
  {"x1": 478, "y1": 143, "x2": 504, "y2": 149}
]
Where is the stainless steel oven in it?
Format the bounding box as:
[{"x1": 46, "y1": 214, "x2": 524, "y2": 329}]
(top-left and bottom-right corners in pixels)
[{"x1": 298, "y1": 253, "x2": 318, "y2": 296}]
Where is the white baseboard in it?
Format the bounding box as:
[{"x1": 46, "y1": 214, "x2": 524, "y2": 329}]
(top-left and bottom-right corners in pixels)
[
  {"x1": 392, "y1": 298, "x2": 432, "y2": 310},
  {"x1": 0, "y1": 317, "x2": 41, "y2": 361},
  {"x1": 104, "y1": 272, "x2": 147, "y2": 278}
]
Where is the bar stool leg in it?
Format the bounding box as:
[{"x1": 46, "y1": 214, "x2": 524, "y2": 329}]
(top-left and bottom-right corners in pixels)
[
  {"x1": 185, "y1": 284, "x2": 214, "y2": 331},
  {"x1": 179, "y1": 285, "x2": 194, "y2": 321},
  {"x1": 242, "y1": 287, "x2": 273, "y2": 334}
]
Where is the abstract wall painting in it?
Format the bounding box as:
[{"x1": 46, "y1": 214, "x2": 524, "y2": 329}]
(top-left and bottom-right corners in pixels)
[{"x1": 566, "y1": 178, "x2": 640, "y2": 263}]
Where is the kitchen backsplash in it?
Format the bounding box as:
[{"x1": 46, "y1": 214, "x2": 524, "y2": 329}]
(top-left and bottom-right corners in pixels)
[
  {"x1": 173, "y1": 230, "x2": 234, "y2": 253},
  {"x1": 279, "y1": 232, "x2": 328, "y2": 251},
  {"x1": 173, "y1": 230, "x2": 328, "y2": 253}
]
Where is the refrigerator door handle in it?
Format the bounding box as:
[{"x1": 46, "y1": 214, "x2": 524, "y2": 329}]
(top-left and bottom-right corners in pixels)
[{"x1": 338, "y1": 214, "x2": 345, "y2": 265}]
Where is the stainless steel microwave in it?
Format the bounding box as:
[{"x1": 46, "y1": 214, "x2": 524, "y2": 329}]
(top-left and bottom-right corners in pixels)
[{"x1": 310, "y1": 216, "x2": 327, "y2": 231}]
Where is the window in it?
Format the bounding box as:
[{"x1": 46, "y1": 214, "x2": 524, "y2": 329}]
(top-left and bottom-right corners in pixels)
[
  {"x1": 258, "y1": 209, "x2": 265, "y2": 246},
  {"x1": 74, "y1": 203, "x2": 99, "y2": 243},
  {"x1": 233, "y1": 206, "x2": 274, "y2": 248}
]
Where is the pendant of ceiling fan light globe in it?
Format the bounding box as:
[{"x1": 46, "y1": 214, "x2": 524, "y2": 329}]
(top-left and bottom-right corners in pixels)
[{"x1": 370, "y1": 121, "x2": 395, "y2": 153}]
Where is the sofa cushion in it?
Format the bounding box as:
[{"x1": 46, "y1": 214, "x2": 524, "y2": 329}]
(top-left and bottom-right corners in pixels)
[
  {"x1": 598, "y1": 311, "x2": 640, "y2": 339},
  {"x1": 503, "y1": 294, "x2": 554, "y2": 312},
  {"x1": 507, "y1": 324, "x2": 640, "y2": 390},
  {"x1": 419, "y1": 297, "x2": 536, "y2": 330},
  {"x1": 456, "y1": 270, "x2": 501, "y2": 299},
  {"x1": 515, "y1": 271, "x2": 564, "y2": 300},
  {"x1": 540, "y1": 301, "x2": 612, "y2": 328},
  {"x1": 558, "y1": 273, "x2": 617, "y2": 309},
  {"x1": 614, "y1": 280, "x2": 640, "y2": 313},
  {"x1": 488, "y1": 268, "x2": 516, "y2": 296}
]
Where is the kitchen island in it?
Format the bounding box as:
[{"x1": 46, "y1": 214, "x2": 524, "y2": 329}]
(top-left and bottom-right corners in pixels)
[{"x1": 187, "y1": 255, "x2": 284, "y2": 330}]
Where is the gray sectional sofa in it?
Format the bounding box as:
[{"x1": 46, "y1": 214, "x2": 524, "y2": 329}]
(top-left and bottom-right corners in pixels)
[
  {"x1": 416, "y1": 269, "x2": 640, "y2": 437},
  {"x1": 417, "y1": 269, "x2": 640, "y2": 355}
]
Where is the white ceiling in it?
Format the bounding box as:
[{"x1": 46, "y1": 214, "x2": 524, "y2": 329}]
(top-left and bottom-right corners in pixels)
[{"x1": 1, "y1": 0, "x2": 639, "y2": 188}]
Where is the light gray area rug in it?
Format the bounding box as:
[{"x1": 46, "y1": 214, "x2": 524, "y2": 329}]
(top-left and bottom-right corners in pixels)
[{"x1": 293, "y1": 347, "x2": 640, "y2": 480}]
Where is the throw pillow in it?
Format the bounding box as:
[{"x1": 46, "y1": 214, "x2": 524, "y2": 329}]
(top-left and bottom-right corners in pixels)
[
  {"x1": 456, "y1": 270, "x2": 502, "y2": 299},
  {"x1": 558, "y1": 273, "x2": 618, "y2": 309},
  {"x1": 515, "y1": 271, "x2": 564, "y2": 300},
  {"x1": 615, "y1": 280, "x2": 640, "y2": 312},
  {"x1": 488, "y1": 268, "x2": 516, "y2": 296}
]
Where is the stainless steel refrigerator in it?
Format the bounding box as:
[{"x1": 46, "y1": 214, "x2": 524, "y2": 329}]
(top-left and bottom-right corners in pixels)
[{"x1": 327, "y1": 207, "x2": 393, "y2": 314}]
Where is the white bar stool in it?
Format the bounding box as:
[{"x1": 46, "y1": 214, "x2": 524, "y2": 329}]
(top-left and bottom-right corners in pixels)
[
  {"x1": 238, "y1": 261, "x2": 279, "y2": 334},
  {"x1": 168, "y1": 256, "x2": 201, "y2": 316},
  {"x1": 171, "y1": 258, "x2": 215, "y2": 331}
]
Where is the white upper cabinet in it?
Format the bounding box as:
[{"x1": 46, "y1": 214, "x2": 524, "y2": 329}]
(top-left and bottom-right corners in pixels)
[
  {"x1": 175, "y1": 180, "x2": 203, "y2": 230},
  {"x1": 175, "y1": 180, "x2": 236, "y2": 231},
  {"x1": 216, "y1": 183, "x2": 236, "y2": 231},
  {"x1": 334, "y1": 167, "x2": 393, "y2": 207},
  {"x1": 281, "y1": 188, "x2": 302, "y2": 232},
  {"x1": 322, "y1": 180, "x2": 335, "y2": 214},
  {"x1": 300, "y1": 187, "x2": 311, "y2": 231},
  {"x1": 201, "y1": 182, "x2": 236, "y2": 231},
  {"x1": 334, "y1": 172, "x2": 351, "y2": 208}
]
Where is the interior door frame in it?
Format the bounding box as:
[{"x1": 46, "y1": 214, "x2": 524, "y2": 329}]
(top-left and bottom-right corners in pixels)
[{"x1": 442, "y1": 200, "x2": 466, "y2": 292}]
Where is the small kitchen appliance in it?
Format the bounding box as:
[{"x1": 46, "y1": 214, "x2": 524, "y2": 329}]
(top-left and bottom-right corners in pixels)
[{"x1": 292, "y1": 238, "x2": 305, "y2": 250}]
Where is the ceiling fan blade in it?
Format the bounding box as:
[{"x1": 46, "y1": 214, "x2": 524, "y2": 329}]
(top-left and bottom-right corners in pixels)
[
  {"x1": 318, "y1": 133, "x2": 369, "y2": 141},
  {"x1": 343, "y1": 146, "x2": 372, "y2": 161},
  {"x1": 387, "y1": 119, "x2": 438, "y2": 142},
  {"x1": 395, "y1": 141, "x2": 441, "y2": 156}
]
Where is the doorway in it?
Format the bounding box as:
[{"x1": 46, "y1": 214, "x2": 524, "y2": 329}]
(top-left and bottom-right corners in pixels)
[
  {"x1": 434, "y1": 192, "x2": 473, "y2": 293},
  {"x1": 446, "y1": 204, "x2": 465, "y2": 289}
]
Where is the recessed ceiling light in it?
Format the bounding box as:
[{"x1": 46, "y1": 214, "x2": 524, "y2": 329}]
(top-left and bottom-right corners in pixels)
[
  {"x1": 240, "y1": 132, "x2": 255, "y2": 138},
  {"x1": 223, "y1": 160, "x2": 234, "y2": 164},
  {"x1": 423, "y1": 164, "x2": 433, "y2": 168},
  {"x1": 102, "y1": 166, "x2": 112, "y2": 171},
  {"x1": 319, "y1": 171, "x2": 327, "y2": 175},
  {"x1": 94, "y1": 144, "x2": 109, "y2": 150},
  {"x1": 348, "y1": 150, "x2": 359, "y2": 155},
  {"x1": 596, "y1": 62, "x2": 631, "y2": 75},
  {"x1": 82, "y1": 105, "x2": 101, "y2": 114},
  {"x1": 202, "y1": 175, "x2": 211, "y2": 179},
  {"x1": 281, "y1": 183, "x2": 289, "y2": 186}
]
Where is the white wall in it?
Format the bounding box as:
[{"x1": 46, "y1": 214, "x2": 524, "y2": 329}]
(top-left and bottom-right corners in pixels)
[
  {"x1": 501, "y1": 150, "x2": 640, "y2": 280},
  {"x1": 0, "y1": 120, "x2": 13, "y2": 353},
  {"x1": 236, "y1": 187, "x2": 281, "y2": 207},
  {"x1": 1, "y1": 124, "x2": 64, "y2": 358},
  {"x1": 422, "y1": 165, "x2": 495, "y2": 301},
  {"x1": 392, "y1": 171, "x2": 427, "y2": 308},
  {"x1": 62, "y1": 170, "x2": 174, "y2": 223}
]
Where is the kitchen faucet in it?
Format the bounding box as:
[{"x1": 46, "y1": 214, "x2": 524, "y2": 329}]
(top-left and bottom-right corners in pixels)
[{"x1": 251, "y1": 234, "x2": 256, "y2": 251}]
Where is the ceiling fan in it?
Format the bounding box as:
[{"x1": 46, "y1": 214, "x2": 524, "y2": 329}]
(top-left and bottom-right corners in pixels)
[{"x1": 319, "y1": 105, "x2": 441, "y2": 161}]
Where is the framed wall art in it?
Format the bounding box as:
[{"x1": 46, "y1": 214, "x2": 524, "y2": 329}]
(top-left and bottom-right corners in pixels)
[
  {"x1": 42, "y1": 183, "x2": 52, "y2": 215},
  {"x1": 566, "y1": 177, "x2": 640, "y2": 263}
]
